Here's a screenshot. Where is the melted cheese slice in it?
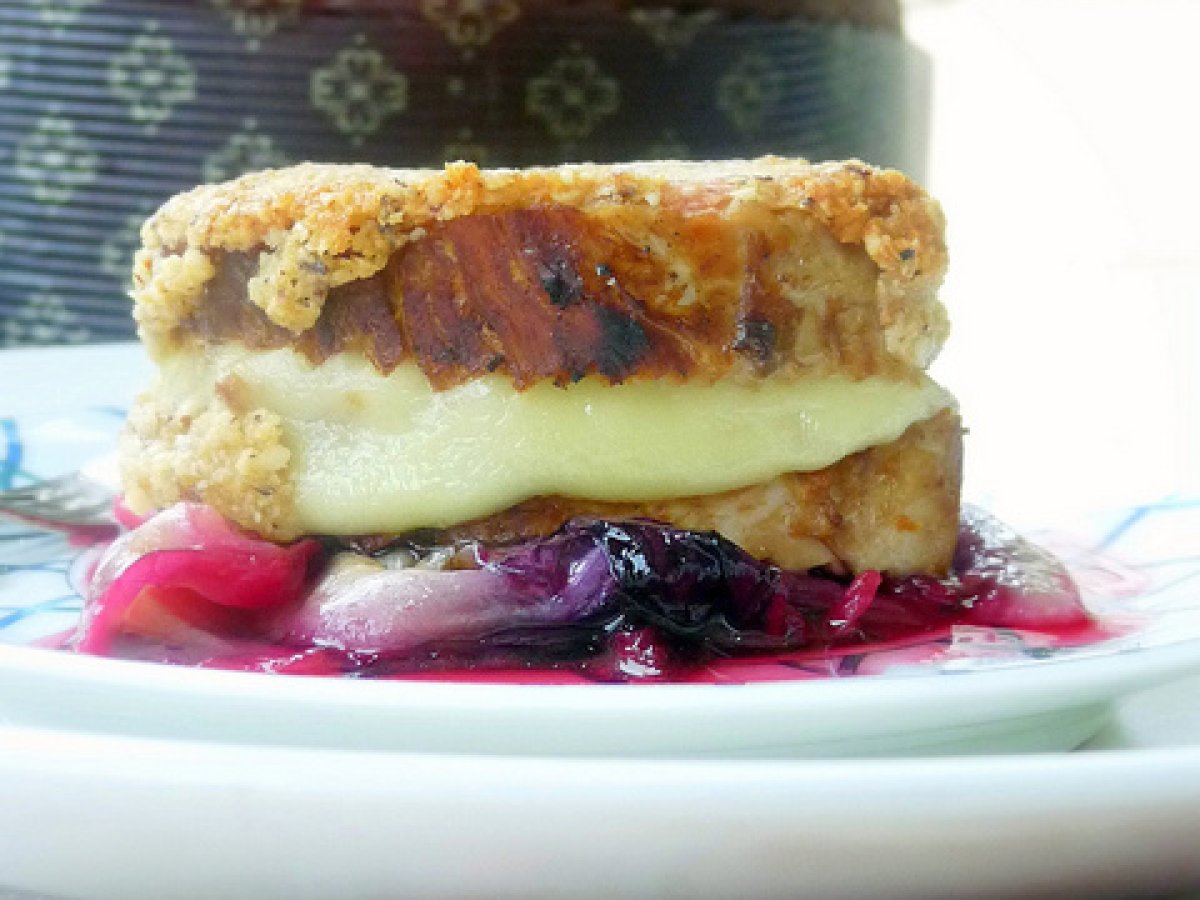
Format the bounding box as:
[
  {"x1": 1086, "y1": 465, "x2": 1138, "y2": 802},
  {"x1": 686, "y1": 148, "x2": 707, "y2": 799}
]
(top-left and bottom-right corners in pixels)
[{"x1": 160, "y1": 349, "x2": 955, "y2": 535}]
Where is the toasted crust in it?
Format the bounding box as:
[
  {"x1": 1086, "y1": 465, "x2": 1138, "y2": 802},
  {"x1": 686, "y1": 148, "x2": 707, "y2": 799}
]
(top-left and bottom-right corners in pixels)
[
  {"x1": 120, "y1": 388, "x2": 294, "y2": 538},
  {"x1": 133, "y1": 158, "x2": 949, "y2": 384}
]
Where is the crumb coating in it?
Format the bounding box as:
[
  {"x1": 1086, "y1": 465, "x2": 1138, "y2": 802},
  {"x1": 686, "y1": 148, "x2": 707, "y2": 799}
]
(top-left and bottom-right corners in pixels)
[{"x1": 132, "y1": 158, "x2": 949, "y2": 377}]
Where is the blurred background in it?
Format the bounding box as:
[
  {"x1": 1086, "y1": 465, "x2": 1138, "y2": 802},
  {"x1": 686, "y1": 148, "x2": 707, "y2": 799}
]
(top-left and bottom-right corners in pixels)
[
  {"x1": 0, "y1": 0, "x2": 922, "y2": 343},
  {"x1": 0, "y1": 0, "x2": 1196, "y2": 514},
  {"x1": 905, "y1": 0, "x2": 1200, "y2": 520}
]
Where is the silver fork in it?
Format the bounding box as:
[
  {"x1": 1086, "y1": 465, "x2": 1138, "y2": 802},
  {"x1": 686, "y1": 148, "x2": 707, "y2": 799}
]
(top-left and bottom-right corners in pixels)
[
  {"x1": 0, "y1": 471, "x2": 118, "y2": 567},
  {"x1": 0, "y1": 471, "x2": 116, "y2": 530}
]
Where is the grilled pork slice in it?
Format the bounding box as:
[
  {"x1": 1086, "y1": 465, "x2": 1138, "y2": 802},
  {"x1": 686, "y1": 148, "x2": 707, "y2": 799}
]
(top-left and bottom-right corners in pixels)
[{"x1": 133, "y1": 158, "x2": 948, "y2": 386}]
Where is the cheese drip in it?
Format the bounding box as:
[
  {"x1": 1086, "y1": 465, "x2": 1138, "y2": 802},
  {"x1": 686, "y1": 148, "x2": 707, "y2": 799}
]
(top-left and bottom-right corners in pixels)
[{"x1": 154, "y1": 349, "x2": 955, "y2": 535}]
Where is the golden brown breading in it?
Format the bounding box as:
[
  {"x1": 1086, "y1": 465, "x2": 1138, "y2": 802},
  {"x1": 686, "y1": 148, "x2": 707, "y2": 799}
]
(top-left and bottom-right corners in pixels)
[
  {"x1": 120, "y1": 385, "x2": 294, "y2": 538},
  {"x1": 435, "y1": 410, "x2": 962, "y2": 576},
  {"x1": 133, "y1": 159, "x2": 949, "y2": 386}
]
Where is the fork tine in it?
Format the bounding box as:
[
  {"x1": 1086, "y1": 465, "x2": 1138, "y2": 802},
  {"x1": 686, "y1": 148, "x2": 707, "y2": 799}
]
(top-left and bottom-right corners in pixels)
[
  {"x1": 0, "y1": 472, "x2": 115, "y2": 527},
  {"x1": 1, "y1": 472, "x2": 93, "y2": 497}
]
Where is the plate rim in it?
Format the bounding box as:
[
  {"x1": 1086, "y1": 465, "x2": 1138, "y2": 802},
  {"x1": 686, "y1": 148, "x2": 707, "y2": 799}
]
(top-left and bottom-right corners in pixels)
[{"x1": 7, "y1": 623, "x2": 1200, "y2": 758}]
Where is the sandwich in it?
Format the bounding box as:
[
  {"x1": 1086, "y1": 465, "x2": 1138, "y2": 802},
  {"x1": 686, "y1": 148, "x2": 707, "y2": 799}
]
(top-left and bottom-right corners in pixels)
[{"x1": 71, "y1": 159, "x2": 1090, "y2": 679}]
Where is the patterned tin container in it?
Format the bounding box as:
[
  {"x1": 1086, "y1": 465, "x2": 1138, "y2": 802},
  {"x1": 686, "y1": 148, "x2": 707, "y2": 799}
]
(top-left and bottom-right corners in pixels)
[{"x1": 0, "y1": 1, "x2": 927, "y2": 345}]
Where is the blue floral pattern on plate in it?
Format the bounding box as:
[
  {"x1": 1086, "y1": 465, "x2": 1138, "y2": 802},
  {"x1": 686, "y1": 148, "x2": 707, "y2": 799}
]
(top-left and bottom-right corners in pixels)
[{"x1": 0, "y1": 409, "x2": 123, "y2": 644}]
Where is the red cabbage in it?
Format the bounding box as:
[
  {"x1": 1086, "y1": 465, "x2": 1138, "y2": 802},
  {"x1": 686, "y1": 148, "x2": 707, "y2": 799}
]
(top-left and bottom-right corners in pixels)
[
  {"x1": 71, "y1": 503, "x2": 1094, "y2": 679},
  {"x1": 72, "y1": 504, "x2": 320, "y2": 655}
]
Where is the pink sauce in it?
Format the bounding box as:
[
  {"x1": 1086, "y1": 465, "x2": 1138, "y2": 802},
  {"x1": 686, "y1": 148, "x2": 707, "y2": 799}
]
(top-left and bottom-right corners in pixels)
[
  {"x1": 378, "y1": 620, "x2": 1117, "y2": 685},
  {"x1": 61, "y1": 504, "x2": 1125, "y2": 684}
]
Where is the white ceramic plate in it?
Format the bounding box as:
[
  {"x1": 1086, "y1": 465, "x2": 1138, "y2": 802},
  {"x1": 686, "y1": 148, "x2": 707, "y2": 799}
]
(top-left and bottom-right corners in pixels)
[
  {"x1": 0, "y1": 726, "x2": 1198, "y2": 900},
  {"x1": 3, "y1": 344, "x2": 1200, "y2": 759},
  {"x1": 2, "y1": 729, "x2": 1200, "y2": 900}
]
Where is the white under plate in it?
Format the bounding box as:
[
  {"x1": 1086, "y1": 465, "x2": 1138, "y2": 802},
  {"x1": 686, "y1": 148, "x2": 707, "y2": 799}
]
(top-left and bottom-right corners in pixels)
[
  {"x1": 3, "y1": 344, "x2": 1200, "y2": 759},
  {"x1": 1, "y1": 725, "x2": 1199, "y2": 900}
]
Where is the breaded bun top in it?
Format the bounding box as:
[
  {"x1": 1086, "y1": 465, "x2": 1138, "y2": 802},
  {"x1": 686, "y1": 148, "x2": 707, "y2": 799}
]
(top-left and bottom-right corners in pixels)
[{"x1": 132, "y1": 158, "x2": 949, "y2": 384}]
